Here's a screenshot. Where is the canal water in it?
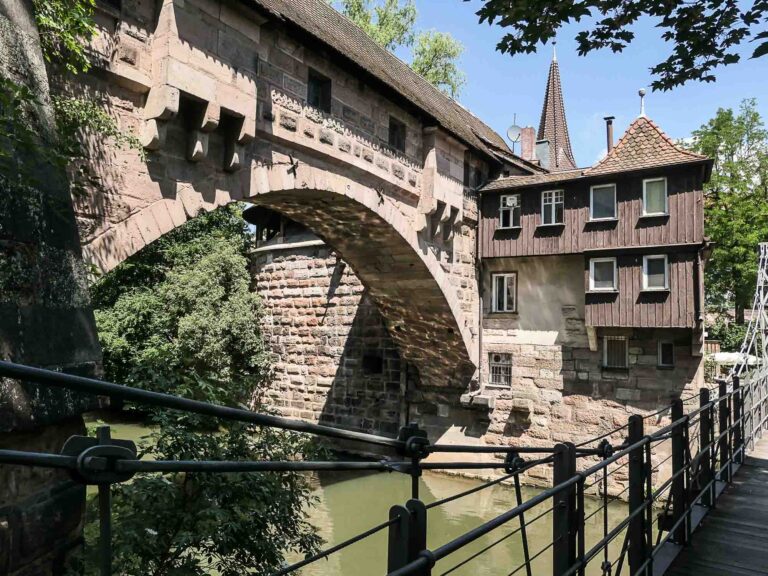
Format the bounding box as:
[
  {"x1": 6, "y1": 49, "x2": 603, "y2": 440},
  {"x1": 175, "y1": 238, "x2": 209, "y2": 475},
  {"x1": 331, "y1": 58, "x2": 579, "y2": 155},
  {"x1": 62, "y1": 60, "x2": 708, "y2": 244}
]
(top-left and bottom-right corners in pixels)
[
  {"x1": 296, "y1": 470, "x2": 626, "y2": 576},
  {"x1": 84, "y1": 413, "x2": 627, "y2": 574}
]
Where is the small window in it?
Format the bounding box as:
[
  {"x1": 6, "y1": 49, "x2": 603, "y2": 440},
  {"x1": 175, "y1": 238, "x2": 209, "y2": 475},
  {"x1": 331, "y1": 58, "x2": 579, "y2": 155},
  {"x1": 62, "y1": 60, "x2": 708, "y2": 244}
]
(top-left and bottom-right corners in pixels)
[
  {"x1": 473, "y1": 166, "x2": 483, "y2": 188},
  {"x1": 489, "y1": 353, "x2": 513, "y2": 388},
  {"x1": 643, "y1": 255, "x2": 668, "y2": 290},
  {"x1": 499, "y1": 194, "x2": 521, "y2": 229},
  {"x1": 363, "y1": 353, "x2": 384, "y2": 374},
  {"x1": 658, "y1": 341, "x2": 675, "y2": 368},
  {"x1": 492, "y1": 273, "x2": 517, "y2": 313},
  {"x1": 603, "y1": 336, "x2": 628, "y2": 369},
  {"x1": 541, "y1": 190, "x2": 564, "y2": 225},
  {"x1": 590, "y1": 184, "x2": 617, "y2": 220},
  {"x1": 643, "y1": 177, "x2": 667, "y2": 216},
  {"x1": 388, "y1": 116, "x2": 406, "y2": 152},
  {"x1": 307, "y1": 68, "x2": 332, "y2": 113},
  {"x1": 589, "y1": 258, "x2": 617, "y2": 291},
  {"x1": 463, "y1": 150, "x2": 471, "y2": 187}
]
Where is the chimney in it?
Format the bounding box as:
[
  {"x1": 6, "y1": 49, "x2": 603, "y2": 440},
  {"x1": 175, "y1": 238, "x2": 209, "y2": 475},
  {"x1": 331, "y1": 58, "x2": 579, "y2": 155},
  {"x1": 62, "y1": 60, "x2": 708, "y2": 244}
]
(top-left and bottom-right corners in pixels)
[
  {"x1": 520, "y1": 126, "x2": 536, "y2": 161},
  {"x1": 535, "y1": 139, "x2": 550, "y2": 170},
  {"x1": 604, "y1": 116, "x2": 615, "y2": 153}
]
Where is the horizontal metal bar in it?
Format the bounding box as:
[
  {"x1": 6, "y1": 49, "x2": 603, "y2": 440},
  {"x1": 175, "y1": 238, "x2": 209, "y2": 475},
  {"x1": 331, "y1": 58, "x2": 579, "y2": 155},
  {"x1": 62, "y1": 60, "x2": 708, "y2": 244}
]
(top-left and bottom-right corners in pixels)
[
  {"x1": 0, "y1": 448, "x2": 78, "y2": 470},
  {"x1": 0, "y1": 361, "x2": 403, "y2": 450},
  {"x1": 114, "y1": 459, "x2": 408, "y2": 473},
  {"x1": 427, "y1": 444, "x2": 558, "y2": 454}
]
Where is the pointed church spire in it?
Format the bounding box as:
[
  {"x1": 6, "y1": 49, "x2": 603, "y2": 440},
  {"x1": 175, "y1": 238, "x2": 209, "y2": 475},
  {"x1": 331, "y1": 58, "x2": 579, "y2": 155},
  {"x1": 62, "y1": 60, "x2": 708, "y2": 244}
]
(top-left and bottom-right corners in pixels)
[{"x1": 537, "y1": 45, "x2": 577, "y2": 171}]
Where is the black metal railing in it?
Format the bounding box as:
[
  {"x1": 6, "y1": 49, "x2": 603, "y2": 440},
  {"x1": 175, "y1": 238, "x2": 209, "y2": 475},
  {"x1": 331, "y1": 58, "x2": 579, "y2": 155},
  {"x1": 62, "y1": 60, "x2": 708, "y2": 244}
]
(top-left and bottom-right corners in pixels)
[{"x1": 1, "y1": 359, "x2": 767, "y2": 576}]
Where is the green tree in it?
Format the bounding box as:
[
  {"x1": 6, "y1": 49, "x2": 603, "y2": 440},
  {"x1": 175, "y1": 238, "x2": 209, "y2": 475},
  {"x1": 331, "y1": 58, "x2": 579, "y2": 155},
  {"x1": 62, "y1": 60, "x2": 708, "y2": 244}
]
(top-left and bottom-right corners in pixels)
[
  {"x1": 334, "y1": 0, "x2": 465, "y2": 97},
  {"x1": 473, "y1": 0, "x2": 768, "y2": 91},
  {"x1": 412, "y1": 31, "x2": 466, "y2": 98},
  {"x1": 33, "y1": 0, "x2": 97, "y2": 74},
  {"x1": 690, "y1": 99, "x2": 768, "y2": 323},
  {"x1": 81, "y1": 205, "x2": 322, "y2": 575}
]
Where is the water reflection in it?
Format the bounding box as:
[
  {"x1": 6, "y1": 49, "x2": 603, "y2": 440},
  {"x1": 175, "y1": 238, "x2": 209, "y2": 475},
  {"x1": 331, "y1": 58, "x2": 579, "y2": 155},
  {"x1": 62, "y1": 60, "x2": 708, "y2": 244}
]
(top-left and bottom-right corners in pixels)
[{"x1": 297, "y1": 471, "x2": 626, "y2": 576}]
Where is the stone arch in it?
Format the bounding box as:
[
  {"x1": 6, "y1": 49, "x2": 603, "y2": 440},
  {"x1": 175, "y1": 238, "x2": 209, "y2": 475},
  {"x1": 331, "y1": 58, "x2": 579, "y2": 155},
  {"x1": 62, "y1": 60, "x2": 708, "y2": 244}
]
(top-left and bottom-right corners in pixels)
[
  {"x1": 247, "y1": 161, "x2": 476, "y2": 389},
  {"x1": 80, "y1": 158, "x2": 476, "y2": 390}
]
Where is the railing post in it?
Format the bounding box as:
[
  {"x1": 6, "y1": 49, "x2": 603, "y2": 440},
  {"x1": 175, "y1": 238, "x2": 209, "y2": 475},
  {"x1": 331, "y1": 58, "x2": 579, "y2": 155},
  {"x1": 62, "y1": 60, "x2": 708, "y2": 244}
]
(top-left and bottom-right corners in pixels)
[
  {"x1": 733, "y1": 376, "x2": 743, "y2": 464},
  {"x1": 388, "y1": 504, "x2": 411, "y2": 572},
  {"x1": 406, "y1": 499, "x2": 429, "y2": 575},
  {"x1": 627, "y1": 415, "x2": 649, "y2": 576},
  {"x1": 552, "y1": 442, "x2": 577, "y2": 576},
  {"x1": 699, "y1": 388, "x2": 714, "y2": 507},
  {"x1": 718, "y1": 379, "x2": 732, "y2": 483},
  {"x1": 670, "y1": 398, "x2": 687, "y2": 545},
  {"x1": 387, "y1": 500, "x2": 429, "y2": 575}
]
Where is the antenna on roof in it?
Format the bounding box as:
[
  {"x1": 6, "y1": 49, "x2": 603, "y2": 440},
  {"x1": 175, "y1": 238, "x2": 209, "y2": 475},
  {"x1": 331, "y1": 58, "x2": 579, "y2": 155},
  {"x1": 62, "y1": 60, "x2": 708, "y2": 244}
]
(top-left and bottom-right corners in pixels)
[
  {"x1": 639, "y1": 88, "x2": 647, "y2": 117},
  {"x1": 507, "y1": 113, "x2": 522, "y2": 154},
  {"x1": 552, "y1": 40, "x2": 557, "y2": 62}
]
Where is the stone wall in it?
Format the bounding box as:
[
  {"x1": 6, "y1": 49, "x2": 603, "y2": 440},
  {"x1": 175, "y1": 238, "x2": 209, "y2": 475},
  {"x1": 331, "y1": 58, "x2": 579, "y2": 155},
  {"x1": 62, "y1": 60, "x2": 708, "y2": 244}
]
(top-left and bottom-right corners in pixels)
[
  {"x1": 0, "y1": 1, "x2": 102, "y2": 574},
  {"x1": 251, "y1": 236, "x2": 406, "y2": 439}
]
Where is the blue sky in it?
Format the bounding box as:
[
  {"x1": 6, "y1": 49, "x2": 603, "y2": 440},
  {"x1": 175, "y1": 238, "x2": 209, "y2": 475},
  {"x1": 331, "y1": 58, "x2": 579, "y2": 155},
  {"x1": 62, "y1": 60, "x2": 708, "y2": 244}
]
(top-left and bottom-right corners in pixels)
[{"x1": 393, "y1": 1, "x2": 768, "y2": 167}]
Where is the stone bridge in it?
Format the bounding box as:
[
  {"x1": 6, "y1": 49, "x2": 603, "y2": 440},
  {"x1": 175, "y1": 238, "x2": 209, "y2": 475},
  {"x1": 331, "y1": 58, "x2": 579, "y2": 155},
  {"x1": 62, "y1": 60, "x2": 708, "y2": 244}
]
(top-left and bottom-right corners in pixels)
[{"x1": 69, "y1": 0, "x2": 510, "y2": 392}]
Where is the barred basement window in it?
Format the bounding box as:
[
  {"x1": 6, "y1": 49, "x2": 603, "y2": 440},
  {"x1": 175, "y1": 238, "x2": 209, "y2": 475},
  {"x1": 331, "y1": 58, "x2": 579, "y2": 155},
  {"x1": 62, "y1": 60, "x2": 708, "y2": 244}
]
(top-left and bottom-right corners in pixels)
[
  {"x1": 489, "y1": 353, "x2": 512, "y2": 388},
  {"x1": 603, "y1": 336, "x2": 628, "y2": 369}
]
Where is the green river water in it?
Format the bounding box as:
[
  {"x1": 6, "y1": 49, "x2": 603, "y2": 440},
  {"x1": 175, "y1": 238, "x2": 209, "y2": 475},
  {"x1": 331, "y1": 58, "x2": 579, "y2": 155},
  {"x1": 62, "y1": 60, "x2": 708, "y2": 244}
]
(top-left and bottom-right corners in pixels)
[{"x1": 84, "y1": 413, "x2": 626, "y2": 575}]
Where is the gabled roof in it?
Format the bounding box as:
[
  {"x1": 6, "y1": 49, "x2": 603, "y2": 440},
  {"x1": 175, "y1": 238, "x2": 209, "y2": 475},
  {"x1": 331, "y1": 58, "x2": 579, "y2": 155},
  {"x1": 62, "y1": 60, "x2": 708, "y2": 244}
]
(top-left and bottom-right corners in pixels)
[
  {"x1": 537, "y1": 55, "x2": 577, "y2": 171},
  {"x1": 585, "y1": 116, "x2": 707, "y2": 176},
  {"x1": 251, "y1": 0, "x2": 511, "y2": 159},
  {"x1": 480, "y1": 115, "x2": 710, "y2": 193}
]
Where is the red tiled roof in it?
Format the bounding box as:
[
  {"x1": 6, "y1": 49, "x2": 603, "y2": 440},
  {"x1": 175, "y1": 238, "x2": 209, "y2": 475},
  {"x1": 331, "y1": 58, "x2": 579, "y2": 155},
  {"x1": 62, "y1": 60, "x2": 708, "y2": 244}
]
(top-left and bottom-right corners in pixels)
[
  {"x1": 585, "y1": 116, "x2": 707, "y2": 176},
  {"x1": 481, "y1": 116, "x2": 710, "y2": 192},
  {"x1": 537, "y1": 57, "x2": 577, "y2": 172}
]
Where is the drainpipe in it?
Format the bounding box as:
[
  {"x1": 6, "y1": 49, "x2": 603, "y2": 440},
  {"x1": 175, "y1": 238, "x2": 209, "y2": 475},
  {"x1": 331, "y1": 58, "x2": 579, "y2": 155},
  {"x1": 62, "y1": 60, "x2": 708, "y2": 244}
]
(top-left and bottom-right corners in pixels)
[{"x1": 476, "y1": 193, "x2": 484, "y2": 392}]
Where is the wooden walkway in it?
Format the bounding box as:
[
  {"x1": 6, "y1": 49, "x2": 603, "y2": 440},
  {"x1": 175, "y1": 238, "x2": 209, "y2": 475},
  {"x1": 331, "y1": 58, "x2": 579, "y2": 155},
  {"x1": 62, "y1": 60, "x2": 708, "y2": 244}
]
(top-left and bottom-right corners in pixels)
[{"x1": 666, "y1": 436, "x2": 768, "y2": 575}]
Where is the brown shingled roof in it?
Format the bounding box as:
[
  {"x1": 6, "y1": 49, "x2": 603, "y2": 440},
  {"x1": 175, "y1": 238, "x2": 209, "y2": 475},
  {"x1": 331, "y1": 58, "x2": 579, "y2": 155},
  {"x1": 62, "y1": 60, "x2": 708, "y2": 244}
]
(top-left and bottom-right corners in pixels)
[
  {"x1": 585, "y1": 116, "x2": 707, "y2": 176},
  {"x1": 481, "y1": 169, "x2": 584, "y2": 191},
  {"x1": 251, "y1": 0, "x2": 510, "y2": 159},
  {"x1": 537, "y1": 56, "x2": 577, "y2": 171}
]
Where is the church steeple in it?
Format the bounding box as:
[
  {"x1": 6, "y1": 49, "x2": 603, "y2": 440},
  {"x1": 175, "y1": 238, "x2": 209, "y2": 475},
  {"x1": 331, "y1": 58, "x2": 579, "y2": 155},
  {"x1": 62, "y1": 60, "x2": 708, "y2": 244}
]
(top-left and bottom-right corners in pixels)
[{"x1": 537, "y1": 46, "x2": 577, "y2": 171}]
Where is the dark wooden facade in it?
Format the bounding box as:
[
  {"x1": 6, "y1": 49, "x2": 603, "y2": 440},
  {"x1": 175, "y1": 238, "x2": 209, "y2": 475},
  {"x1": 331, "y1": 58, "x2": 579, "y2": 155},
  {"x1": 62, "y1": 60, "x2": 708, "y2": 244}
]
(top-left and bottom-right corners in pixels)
[
  {"x1": 480, "y1": 165, "x2": 705, "y2": 259},
  {"x1": 583, "y1": 252, "x2": 699, "y2": 328},
  {"x1": 480, "y1": 164, "x2": 707, "y2": 329}
]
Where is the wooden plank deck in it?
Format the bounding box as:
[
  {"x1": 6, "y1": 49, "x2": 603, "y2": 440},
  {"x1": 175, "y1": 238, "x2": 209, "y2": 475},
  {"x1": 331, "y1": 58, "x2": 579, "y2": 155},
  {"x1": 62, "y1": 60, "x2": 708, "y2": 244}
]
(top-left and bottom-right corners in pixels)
[{"x1": 666, "y1": 436, "x2": 768, "y2": 575}]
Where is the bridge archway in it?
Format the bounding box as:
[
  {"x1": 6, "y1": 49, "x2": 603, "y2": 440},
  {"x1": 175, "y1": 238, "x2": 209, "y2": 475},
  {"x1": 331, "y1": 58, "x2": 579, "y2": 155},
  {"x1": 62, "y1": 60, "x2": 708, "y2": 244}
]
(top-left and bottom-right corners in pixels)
[{"x1": 80, "y1": 158, "x2": 476, "y2": 391}]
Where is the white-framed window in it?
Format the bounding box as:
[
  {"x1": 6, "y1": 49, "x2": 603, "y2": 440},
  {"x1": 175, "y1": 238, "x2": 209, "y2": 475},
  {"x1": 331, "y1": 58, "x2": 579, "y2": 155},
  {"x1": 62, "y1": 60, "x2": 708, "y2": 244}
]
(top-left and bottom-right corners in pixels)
[
  {"x1": 499, "y1": 194, "x2": 521, "y2": 229},
  {"x1": 492, "y1": 273, "x2": 517, "y2": 313},
  {"x1": 541, "y1": 189, "x2": 564, "y2": 225},
  {"x1": 488, "y1": 353, "x2": 513, "y2": 388},
  {"x1": 658, "y1": 341, "x2": 675, "y2": 367},
  {"x1": 589, "y1": 257, "x2": 618, "y2": 291},
  {"x1": 590, "y1": 183, "x2": 617, "y2": 220},
  {"x1": 643, "y1": 255, "x2": 669, "y2": 290},
  {"x1": 603, "y1": 336, "x2": 628, "y2": 369},
  {"x1": 643, "y1": 177, "x2": 668, "y2": 216}
]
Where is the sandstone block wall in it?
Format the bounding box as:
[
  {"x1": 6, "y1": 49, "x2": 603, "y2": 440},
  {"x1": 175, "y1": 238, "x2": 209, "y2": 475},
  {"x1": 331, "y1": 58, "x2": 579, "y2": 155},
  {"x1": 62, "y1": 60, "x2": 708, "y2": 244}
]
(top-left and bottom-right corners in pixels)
[{"x1": 251, "y1": 239, "x2": 405, "y2": 438}]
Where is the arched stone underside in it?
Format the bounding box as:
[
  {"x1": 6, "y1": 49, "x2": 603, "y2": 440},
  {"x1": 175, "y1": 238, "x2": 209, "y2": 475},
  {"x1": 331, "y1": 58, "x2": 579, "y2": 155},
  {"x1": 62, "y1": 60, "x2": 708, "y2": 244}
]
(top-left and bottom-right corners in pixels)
[
  {"x1": 80, "y1": 155, "x2": 476, "y2": 390},
  {"x1": 252, "y1": 188, "x2": 474, "y2": 389}
]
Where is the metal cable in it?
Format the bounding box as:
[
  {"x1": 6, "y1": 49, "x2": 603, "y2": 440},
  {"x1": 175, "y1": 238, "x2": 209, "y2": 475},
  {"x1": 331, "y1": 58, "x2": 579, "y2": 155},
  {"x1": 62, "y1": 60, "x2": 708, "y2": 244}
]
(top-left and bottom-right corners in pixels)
[
  {"x1": 269, "y1": 516, "x2": 398, "y2": 576},
  {"x1": 438, "y1": 504, "x2": 554, "y2": 576}
]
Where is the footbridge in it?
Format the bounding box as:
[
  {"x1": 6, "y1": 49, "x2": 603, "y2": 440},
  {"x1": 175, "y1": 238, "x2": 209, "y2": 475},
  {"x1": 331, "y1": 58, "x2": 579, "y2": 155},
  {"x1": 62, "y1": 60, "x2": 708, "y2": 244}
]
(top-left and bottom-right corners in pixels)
[{"x1": 2, "y1": 245, "x2": 768, "y2": 575}]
